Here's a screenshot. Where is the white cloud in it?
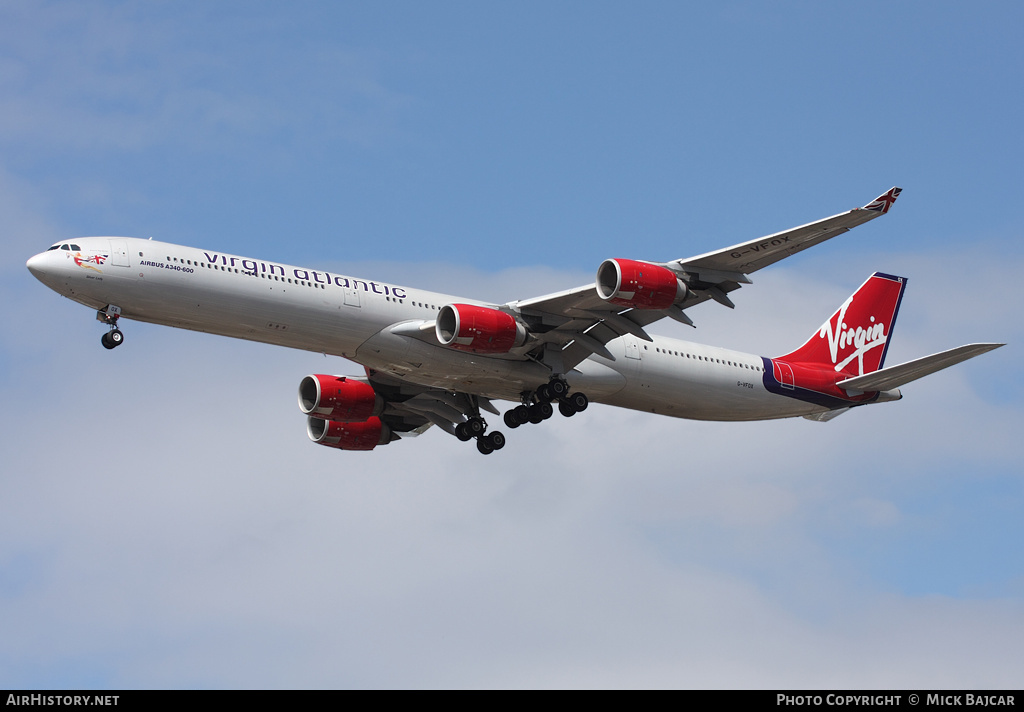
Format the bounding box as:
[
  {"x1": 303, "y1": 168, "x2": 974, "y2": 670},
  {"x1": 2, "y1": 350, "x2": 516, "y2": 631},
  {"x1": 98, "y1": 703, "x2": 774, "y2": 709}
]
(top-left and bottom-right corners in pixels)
[{"x1": 4, "y1": 243, "x2": 1022, "y2": 688}]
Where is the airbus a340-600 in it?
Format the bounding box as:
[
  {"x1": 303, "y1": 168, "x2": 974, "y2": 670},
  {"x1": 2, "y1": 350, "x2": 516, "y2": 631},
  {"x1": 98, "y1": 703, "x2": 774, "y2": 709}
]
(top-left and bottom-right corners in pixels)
[{"x1": 27, "y1": 188, "x2": 1002, "y2": 454}]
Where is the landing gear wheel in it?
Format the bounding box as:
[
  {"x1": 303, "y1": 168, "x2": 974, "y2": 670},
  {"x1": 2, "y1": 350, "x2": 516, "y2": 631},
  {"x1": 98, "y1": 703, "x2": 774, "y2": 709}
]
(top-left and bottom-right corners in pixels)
[
  {"x1": 528, "y1": 402, "x2": 553, "y2": 424},
  {"x1": 455, "y1": 422, "x2": 473, "y2": 441},
  {"x1": 513, "y1": 405, "x2": 530, "y2": 424},
  {"x1": 466, "y1": 417, "x2": 486, "y2": 437},
  {"x1": 503, "y1": 410, "x2": 520, "y2": 429},
  {"x1": 558, "y1": 399, "x2": 577, "y2": 417},
  {"x1": 550, "y1": 378, "x2": 569, "y2": 398},
  {"x1": 101, "y1": 328, "x2": 124, "y2": 350},
  {"x1": 536, "y1": 383, "x2": 553, "y2": 402},
  {"x1": 484, "y1": 431, "x2": 506, "y2": 450},
  {"x1": 569, "y1": 392, "x2": 589, "y2": 412},
  {"x1": 476, "y1": 437, "x2": 495, "y2": 455}
]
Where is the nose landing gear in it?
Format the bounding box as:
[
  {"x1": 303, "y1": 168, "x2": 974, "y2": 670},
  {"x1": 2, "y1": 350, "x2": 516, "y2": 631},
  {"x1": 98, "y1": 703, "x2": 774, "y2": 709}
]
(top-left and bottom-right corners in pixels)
[{"x1": 97, "y1": 306, "x2": 124, "y2": 350}]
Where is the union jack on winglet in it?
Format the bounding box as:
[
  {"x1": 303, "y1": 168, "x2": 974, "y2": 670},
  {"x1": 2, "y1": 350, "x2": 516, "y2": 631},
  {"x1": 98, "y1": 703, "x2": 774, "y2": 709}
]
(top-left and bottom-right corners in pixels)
[{"x1": 863, "y1": 187, "x2": 902, "y2": 214}]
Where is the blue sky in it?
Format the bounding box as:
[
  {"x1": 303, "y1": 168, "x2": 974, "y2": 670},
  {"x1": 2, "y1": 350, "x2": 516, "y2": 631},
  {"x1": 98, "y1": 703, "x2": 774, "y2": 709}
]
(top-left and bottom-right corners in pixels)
[{"x1": 2, "y1": 1, "x2": 1022, "y2": 688}]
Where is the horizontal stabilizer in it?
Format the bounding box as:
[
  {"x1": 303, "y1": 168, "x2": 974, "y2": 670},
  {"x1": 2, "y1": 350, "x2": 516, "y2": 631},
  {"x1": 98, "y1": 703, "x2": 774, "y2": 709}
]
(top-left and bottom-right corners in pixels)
[
  {"x1": 803, "y1": 407, "x2": 851, "y2": 422},
  {"x1": 837, "y1": 343, "x2": 1004, "y2": 393}
]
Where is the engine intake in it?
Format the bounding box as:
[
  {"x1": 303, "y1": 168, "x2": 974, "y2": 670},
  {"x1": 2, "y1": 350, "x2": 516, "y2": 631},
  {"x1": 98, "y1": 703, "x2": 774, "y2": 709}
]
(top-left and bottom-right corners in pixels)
[
  {"x1": 307, "y1": 416, "x2": 391, "y2": 451},
  {"x1": 436, "y1": 303, "x2": 527, "y2": 354},
  {"x1": 298, "y1": 375, "x2": 384, "y2": 422},
  {"x1": 596, "y1": 258, "x2": 686, "y2": 309}
]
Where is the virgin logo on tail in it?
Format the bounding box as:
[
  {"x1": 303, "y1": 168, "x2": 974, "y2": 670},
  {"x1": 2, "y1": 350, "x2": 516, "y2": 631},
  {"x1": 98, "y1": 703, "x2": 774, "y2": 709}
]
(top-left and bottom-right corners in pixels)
[
  {"x1": 778, "y1": 273, "x2": 906, "y2": 377},
  {"x1": 819, "y1": 296, "x2": 888, "y2": 374}
]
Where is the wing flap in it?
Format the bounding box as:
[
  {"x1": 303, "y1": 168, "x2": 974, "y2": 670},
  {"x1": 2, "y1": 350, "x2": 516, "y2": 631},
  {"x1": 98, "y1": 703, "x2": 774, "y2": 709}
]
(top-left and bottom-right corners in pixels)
[{"x1": 837, "y1": 343, "x2": 1004, "y2": 393}]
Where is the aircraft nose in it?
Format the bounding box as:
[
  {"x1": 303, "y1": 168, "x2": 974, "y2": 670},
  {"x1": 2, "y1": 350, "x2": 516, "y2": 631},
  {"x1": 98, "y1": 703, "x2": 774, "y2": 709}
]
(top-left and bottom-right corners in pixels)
[
  {"x1": 26, "y1": 251, "x2": 62, "y2": 286},
  {"x1": 26, "y1": 251, "x2": 47, "y2": 277}
]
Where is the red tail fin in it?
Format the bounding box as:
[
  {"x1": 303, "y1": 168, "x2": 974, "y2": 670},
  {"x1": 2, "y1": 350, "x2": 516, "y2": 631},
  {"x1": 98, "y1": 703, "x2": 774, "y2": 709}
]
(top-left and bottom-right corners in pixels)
[{"x1": 778, "y1": 272, "x2": 907, "y2": 376}]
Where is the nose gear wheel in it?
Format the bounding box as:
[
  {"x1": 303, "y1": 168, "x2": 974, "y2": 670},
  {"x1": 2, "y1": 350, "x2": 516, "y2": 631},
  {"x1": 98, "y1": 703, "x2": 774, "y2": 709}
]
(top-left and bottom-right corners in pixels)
[{"x1": 97, "y1": 306, "x2": 124, "y2": 349}]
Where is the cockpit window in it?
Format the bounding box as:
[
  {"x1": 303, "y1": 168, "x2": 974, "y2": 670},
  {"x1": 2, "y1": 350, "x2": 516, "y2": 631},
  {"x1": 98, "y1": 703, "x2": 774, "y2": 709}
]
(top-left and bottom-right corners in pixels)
[
  {"x1": 70, "y1": 244, "x2": 81, "y2": 251},
  {"x1": 60, "y1": 244, "x2": 70, "y2": 250},
  {"x1": 47, "y1": 245, "x2": 60, "y2": 251}
]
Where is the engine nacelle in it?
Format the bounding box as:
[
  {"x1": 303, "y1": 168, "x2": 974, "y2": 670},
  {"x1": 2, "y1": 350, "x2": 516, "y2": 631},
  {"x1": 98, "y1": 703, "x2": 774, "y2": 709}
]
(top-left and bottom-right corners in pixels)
[
  {"x1": 596, "y1": 258, "x2": 687, "y2": 309},
  {"x1": 307, "y1": 416, "x2": 391, "y2": 451},
  {"x1": 435, "y1": 303, "x2": 527, "y2": 354},
  {"x1": 298, "y1": 375, "x2": 384, "y2": 422}
]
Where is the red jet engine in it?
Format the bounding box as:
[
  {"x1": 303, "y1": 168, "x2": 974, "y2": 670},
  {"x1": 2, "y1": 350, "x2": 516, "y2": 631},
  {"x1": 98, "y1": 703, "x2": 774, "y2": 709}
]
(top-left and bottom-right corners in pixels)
[
  {"x1": 307, "y1": 416, "x2": 391, "y2": 451},
  {"x1": 596, "y1": 258, "x2": 687, "y2": 309},
  {"x1": 298, "y1": 375, "x2": 384, "y2": 422},
  {"x1": 435, "y1": 304, "x2": 527, "y2": 354}
]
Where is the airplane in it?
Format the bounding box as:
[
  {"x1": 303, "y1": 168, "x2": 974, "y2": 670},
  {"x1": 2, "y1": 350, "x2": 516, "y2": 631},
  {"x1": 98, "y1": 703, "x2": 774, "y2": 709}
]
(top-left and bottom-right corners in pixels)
[{"x1": 26, "y1": 187, "x2": 1003, "y2": 455}]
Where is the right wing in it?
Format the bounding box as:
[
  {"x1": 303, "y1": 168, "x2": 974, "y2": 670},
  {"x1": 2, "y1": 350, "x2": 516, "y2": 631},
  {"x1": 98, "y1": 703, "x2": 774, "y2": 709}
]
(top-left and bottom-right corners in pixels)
[{"x1": 509, "y1": 187, "x2": 903, "y2": 372}]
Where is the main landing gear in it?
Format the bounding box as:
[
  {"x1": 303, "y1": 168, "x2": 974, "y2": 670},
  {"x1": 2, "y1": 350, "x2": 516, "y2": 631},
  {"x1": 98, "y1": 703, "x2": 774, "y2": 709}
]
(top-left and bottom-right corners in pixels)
[
  {"x1": 454, "y1": 415, "x2": 506, "y2": 455},
  {"x1": 97, "y1": 306, "x2": 124, "y2": 350},
  {"x1": 502, "y1": 377, "x2": 589, "y2": 430}
]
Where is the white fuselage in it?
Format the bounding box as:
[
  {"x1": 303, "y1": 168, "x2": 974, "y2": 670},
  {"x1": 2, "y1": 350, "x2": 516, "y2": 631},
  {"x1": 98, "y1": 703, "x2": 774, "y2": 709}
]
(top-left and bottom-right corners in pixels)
[{"x1": 27, "y1": 236, "x2": 832, "y2": 422}]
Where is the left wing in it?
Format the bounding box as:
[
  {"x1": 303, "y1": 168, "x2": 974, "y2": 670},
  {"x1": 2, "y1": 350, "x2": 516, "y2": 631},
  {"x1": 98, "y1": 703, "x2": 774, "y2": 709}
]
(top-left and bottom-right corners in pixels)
[
  {"x1": 301, "y1": 370, "x2": 508, "y2": 449},
  {"x1": 508, "y1": 187, "x2": 902, "y2": 372},
  {"x1": 364, "y1": 369, "x2": 501, "y2": 437},
  {"x1": 671, "y1": 186, "x2": 902, "y2": 277}
]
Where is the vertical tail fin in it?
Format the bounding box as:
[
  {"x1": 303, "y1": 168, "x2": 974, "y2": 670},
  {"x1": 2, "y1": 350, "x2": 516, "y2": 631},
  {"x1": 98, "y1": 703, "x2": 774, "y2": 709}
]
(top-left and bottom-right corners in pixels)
[{"x1": 778, "y1": 272, "x2": 907, "y2": 376}]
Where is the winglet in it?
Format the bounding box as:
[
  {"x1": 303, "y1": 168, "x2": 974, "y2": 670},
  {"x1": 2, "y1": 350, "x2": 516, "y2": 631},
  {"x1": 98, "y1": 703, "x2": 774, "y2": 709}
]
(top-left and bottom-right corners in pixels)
[{"x1": 862, "y1": 187, "x2": 902, "y2": 214}]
